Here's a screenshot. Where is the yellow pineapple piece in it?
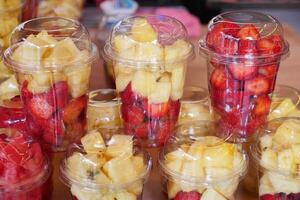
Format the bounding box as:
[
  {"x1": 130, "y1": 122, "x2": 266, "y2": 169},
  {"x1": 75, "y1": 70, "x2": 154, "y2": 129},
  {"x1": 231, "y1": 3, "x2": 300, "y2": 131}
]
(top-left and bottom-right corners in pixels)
[
  {"x1": 115, "y1": 191, "x2": 136, "y2": 200},
  {"x1": 260, "y1": 135, "x2": 273, "y2": 150},
  {"x1": 131, "y1": 70, "x2": 156, "y2": 97},
  {"x1": 288, "y1": 109, "x2": 300, "y2": 118},
  {"x1": 135, "y1": 42, "x2": 164, "y2": 62},
  {"x1": 71, "y1": 185, "x2": 103, "y2": 200},
  {"x1": 277, "y1": 149, "x2": 296, "y2": 173},
  {"x1": 67, "y1": 152, "x2": 95, "y2": 180},
  {"x1": 165, "y1": 40, "x2": 191, "y2": 62},
  {"x1": 260, "y1": 148, "x2": 277, "y2": 169},
  {"x1": 149, "y1": 81, "x2": 171, "y2": 104},
  {"x1": 179, "y1": 104, "x2": 211, "y2": 124},
  {"x1": 101, "y1": 193, "x2": 115, "y2": 200},
  {"x1": 214, "y1": 176, "x2": 239, "y2": 199},
  {"x1": 131, "y1": 18, "x2": 157, "y2": 42},
  {"x1": 167, "y1": 181, "x2": 181, "y2": 199},
  {"x1": 201, "y1": 189, "x2": 227, "y2": 200},
  {"x1": 165, "y1": 148, "x2": 187, "y2": 172},
  {"x1": 36, "y1": 30, "x2": 57, "y2": 45},
  {"x1": 259, "y1": 174, "x2": 275, "y2": 196},
  {"x1": 0, "y1": 76, "x2": 19, "y2": 100},
  {"x1": 0, "y1": 60, "x2": 13, "y2": 79},
  {"x1": 28, "y1": 79, "x2": 50, "y2": 93},
  {"x1": 115, "y1": 73, "x2": 133, "y2": 92},
  {"x1": 81, "y1": 130, "x2": 106, "y2": 153},
  {"x1": 268, "y1": 171, "x2": 300, "y2": 194},
  {"x1": 273, "y1": 120, "x2": 300, "y2": 148},
  {"x1": 31, "y1": 71, "x2": 52, "y2": 88},
  {"x1": 94, "y1": 169, "x2": 111, "y2": 184},
  {"x1": 52, "y1": 71, "x2": 67, "y2": 82},
  {"x1": 292, "y1": 144, "x2": 300, "y2": 164},
  {"x1": 132, "y1": 156, "x2": 145, "y2": 174},
  {"x1": 105, "y1": 135, "x2": 133, "y2": 158},
  {"x1": 127, "y1": 180, "x2": 143, "y2": 196},
  {"x1": 171, "y1": 65, "x2": 186, "y2": 100},
  {"x1": 113, "y1": 63, "x2": 135, "y2": 76},
  {"x1": 112, "y1": 35, "x2": 136, "y2": 60},
  {"x1": 268, "y1": 98, "x2": 297, "y2": 120}
]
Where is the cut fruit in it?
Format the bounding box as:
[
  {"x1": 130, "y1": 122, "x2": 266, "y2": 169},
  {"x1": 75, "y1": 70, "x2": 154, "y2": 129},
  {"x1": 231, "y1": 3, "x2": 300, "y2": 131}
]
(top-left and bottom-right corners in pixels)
[
  {"x1": 62, "y1": 95, "x2": 87, "y2": 124},
  {"x1": 105, "y1": 135, "x2": 133, "y2": 158},
  {"x1": 165, "y1": 149, "x2": 187, "y2": 172},
  {"x1": 228, "y1": 62, "x2": 258, "y2": 80},
  {"x1": 0, "y1": 76, "x2": 19, "y2": 101},
  {"x1": 253, "y1": 95, "x2": 271, "y2": 116},
  {"x1": 131, "y1": 70, "x2": 156, "y2": 97},
  {"x1": 260, "y1": 135, "x2": 273, "y2": 150},
  {"x1": 214, "y1": 176, "x2": 239, "y2": 199},
  {"x1": 201, "y1": 188, "x2": 226, "y2": 200},
  {"x1": 273, "y1": 120, "x2": 300, "y2": 148},
  {"x1": 27, "y1": 94, "x2": 55, "y2": 120},
  {"x1": 167, "y1": 181, "x2": 181, "y2": 199},
  {"x1": 131, "y1": 18, "x2": 157, "y2": 42},
  {"x1": 149, "y1": 81, "x2": 171, "y2": 104},
  {"x1": 267, "y1": 171, "x2": 300, "y2": 194},
  {"x1": 292, "y1": 144, "x2": 300, "y2": 165},
  {"x1": 94, "y1": 169, "x2": 111, "y2": 185},
  {"x1": 174, "y1": 191, "x2": 202, "y2": 200},
  {"x1": 135, "y1": 42, "x2": 164, "y2": 62},
  {"x1": 268, "y1": 98, "x2": 297, "y2": 121},
  {"x1": 115, "y1": 73, "x2": 133, "y2": 92},
  {"x1": 260, "y1": 149, "x2": 277, "y2": 169},
  {"x1": 277, "y1": 149, "x2": 296, "y2": 174},
  {"x1": 165, "y1": 39, "x2": 191, "y2": 66},
  {"x1": 171, "y1": 65, "x2": 185, "y2": 100},
  {"x1": 245, "y1": 75, "x2": 270, "y2": 95},
  {"x1": 81, "y1": 130, "x2": 106, "y2": 153},
  {"x1": 113, "y1": 35, "x2": 136, "y2": 60},
  {"x1": 259, "y1": 174, "x2": 275, "y2": 196},
  {"x1": 115, "y1": 191, "x2": 136, "y2": 200}
]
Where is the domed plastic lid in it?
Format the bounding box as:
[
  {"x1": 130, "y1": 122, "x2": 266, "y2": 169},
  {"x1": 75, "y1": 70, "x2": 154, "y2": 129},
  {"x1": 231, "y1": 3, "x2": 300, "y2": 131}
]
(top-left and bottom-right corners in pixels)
[
  {"x1": 60, "y1": 129, "x2": 152, "y2": 190},
  {"x1": 199, "y1": 11, "x2": 289, "y2": 65},
  {"x1": 104, "y1": 15, "x2": 194, "y2": 65},
  {"x1": 4, "y1": 17, "x2": 98, "y2": 72}
]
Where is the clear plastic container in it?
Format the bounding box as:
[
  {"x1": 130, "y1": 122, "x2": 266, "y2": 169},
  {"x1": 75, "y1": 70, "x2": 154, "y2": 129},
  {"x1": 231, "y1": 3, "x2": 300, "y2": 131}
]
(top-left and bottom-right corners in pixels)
[
  {"x1": 178, "y1": 86, "x2": 211, "y2": 125},
  {"x1": 199, "y1": 11, "x2": 290, "y2": 142},
  {"x1": 4, "y1": 17, "x2": 98, "y2": 151},
  {"x1": 60, "y1": 129, "x2": 152, "y2": 200},
  {"x1": 87, "y1": 89, "x2": 121, "y2": 130},
  {"x1": 158, "y1": 121, "x2": 248, "y2": 200},
  {"x1": 0, "y1": 128, "x2": 51, "y2": 200},
  {"x1": 104, "y1": 15, "x2": 194, "y2": 147},
  {"x1": 251, "y1": 117, "x2": 300, "y2": 199}
]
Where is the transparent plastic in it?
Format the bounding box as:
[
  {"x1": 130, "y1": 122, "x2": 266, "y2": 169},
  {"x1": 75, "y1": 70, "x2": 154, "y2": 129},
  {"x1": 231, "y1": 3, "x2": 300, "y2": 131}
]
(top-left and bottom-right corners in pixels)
[
  {"x1": 60, "y1": 129, "x2": 152, "y2": 200},
  {"x1": 158, "y1": 123, "x2": 248, "y2": 200},
  {"x1": 87, "y1": 89, "x2": 121, "y2": 130},
  {"x1": 199, "y1": 11, "x2": 290, "y2": 142},
  {"x1": 0, "y1": 128, "x2": 51, "y2": 200},
  {"x1": 4, "y1": 17, "x2": 98, "y2": 151},
  {"x1": 251, "y1": 117, "x2": 300, "y2": 199},
  {"x1": 104, "y1": 15, "x2": 194, "y2": 147}
]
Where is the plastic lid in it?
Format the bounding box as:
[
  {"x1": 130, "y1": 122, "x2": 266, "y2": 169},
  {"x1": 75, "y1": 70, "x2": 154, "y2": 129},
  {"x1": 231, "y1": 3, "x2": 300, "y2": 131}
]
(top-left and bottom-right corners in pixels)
[
  {"x1": 0, "y1": 128, "x2": 50, "y2": 192},
  {"x1": 251, "y1": 117, "x2": 300, "y2": 175},
  {"x1": 104, "y1": 15, "x2": 194, "y2": 65},
  {"x1": 199, "y1": 11, "x2": 289, "y2": 65},
  {"x1": 4, "y1": 17, "x2": 98, "y2": 72},
  {"x1": 0, "y1": 0, "x2": 24, "y2": 13},
  {"x1": 60, "y1": 129, "x2": 152, "y2": 190}
]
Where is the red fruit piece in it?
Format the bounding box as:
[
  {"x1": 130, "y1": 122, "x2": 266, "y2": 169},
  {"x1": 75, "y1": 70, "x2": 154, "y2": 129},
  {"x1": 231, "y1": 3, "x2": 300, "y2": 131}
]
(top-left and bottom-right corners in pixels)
[
  {"x1": 47, "y1": 81, "x2": 69, "y2": 109},
  {"x1": 122, "y1": 105, "x2": 145, "y2": 125},
  {"x1": 42, "y1": 112, "x2": 64, "y2": 145},
  {"x1": 169, "y1": 100, "x2": 181, "y2": 120},
  {"x1": 3, "y1": 162, "x2": 27, "y2": 184},
  {"x1": 146, "y1": 102, "x2": 170, "y2": 118},
  {"x1": 62, "y1": 95, "x2": 87, "y2": 124},
  {"x1": 237, "y1": 24, "x2": 260, "y2": 40},
  {"x1": 210, "y1": 67, "x2": 241, "y2": 90},
  {"x1": 66, "y1": 121, "x2": 86, "y2": 143},
  {"x1": 0, "y1": 107, "x2": 26, "y2": 129},
  {"x1": 21, "y1": 80, "x2": 33, "y2": 100},
  {"x1": 228, "y1": 62, "x2": 258, "y2": 80},
  {"x1": 120, "y1": 83, "x2": 133, "y2": 104},
  {"x1": 155, "y1": 120, "x2": 171, "y2": 146},
  {"x1": 253, "y1": 95, "x2": 271, "y2": 116},
  {"x1": 23, "y1": 143, "x2": 43, "y2": 172},
  {"x1": 245, "y1": 75, "x2": 270, "y2": 95},
  {"x1": 28, "y1": 94, "x2": 55, "y2": 120},
  {"x1": 174, "y1": 191, "x2": 201, "y2": 200},
  {"x1": 134, "y1": 123, "x2": 149, "y2": 139},
  {"x1": 257, "y1": 35, "x2": 283, "y2": 55},
  {"x1": 259, "y1": 64, "x2": 278, "y2": 78}
]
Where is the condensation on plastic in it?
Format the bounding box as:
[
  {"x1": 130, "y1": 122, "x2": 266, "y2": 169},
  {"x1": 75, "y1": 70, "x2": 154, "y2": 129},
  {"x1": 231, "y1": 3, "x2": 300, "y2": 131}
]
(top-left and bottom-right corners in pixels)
[
  {"x1": 60, "y1": 129, "x2": 152, "y2": 199},
  {"x1": 199, "y1": 11, "x2": 290, "y2": 65},
  {"x1": 0, "y1": 128, "x2": 50, "y2": 193}
]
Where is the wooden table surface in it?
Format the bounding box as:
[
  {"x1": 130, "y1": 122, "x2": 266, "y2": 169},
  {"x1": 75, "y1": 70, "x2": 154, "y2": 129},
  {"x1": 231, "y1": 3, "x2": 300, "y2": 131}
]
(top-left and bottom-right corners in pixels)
[{"x1": 51, "y1": 25, "x2": 300, "y2": 200}]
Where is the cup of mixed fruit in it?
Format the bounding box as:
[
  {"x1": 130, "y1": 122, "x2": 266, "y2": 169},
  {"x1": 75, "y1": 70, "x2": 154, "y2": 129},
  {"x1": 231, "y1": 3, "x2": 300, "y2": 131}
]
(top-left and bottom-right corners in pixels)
[
  {"x1": 60, "y1": 129, "x2": 152, "y2": 200},
  {"x1": 199, "y1": 11, "x2": 290, "y2": 141},
  {"x1": 158, "y1": 122, "x2": 248, "y2": 200},
  {"x1": 4, "y1": 17, "x2": 98, "y2": 151},
  {"x1": 104, "y1": 15, "x2": 194, "y2": 147},
  {"x1": 251, "y1": 117, "x2": 300, "y2": 200},
  {"x1": 0, "y1": 128, "x2": 51, "y2": 200}
]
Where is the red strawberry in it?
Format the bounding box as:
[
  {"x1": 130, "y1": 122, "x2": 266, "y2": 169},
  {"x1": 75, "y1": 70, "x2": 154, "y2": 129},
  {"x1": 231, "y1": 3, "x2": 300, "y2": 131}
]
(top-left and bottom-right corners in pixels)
[
  {"x1": 174, "y1": 191, "x2": 201, "y2": 200},
  {"x1": 25, "y1": 114, "x2": 43, "y2": 136},
  {"x1": 47, "y1": 81, "x2": 69, "y2": 109},
  {"x1": 245, "y1": 75, "x2": 270, "y2": 95},
  {"x1": 237, "y1": 24, "x2": 260, "y2": 40},
  {"x1": 121, "y1": 105, "x2": 145, "y2": 125},
  {"x1": 2, "y1": 96, "x2": 23, "y2": 109},
  {"x1": 23, "y1": 143, "x2": 43, "y2": 172},
  {"x1": 257, "y1": 35, "x2": 283, "y2": 55},
  {"x1": 42, "y1": 112, "x2": 64, "y2": 145},
  {"x1": 120, "y1": 83, "x2": 133, "y2": 104},
  {"x1": 155, "y1": 120, "x2": 171, "y2": 147},
  {"x1": 259, "y1": 64, "x2": 278, "y2": 78},
  {"x1": 27, "y1": 94, "x2": 55, "y2": 120},
  {"x1": 210, "y1": 67, "x2": 241, "y2": 90},
  {"x1": 62, "y1": 95, "x2": 87, "y2": 124},
  {"x1": 253, "y1": 95, "x2": 271, "y2": 116},
  {"x1": 0, "y1": 107, "x2": 26, "y2": 129},
  {"x1": 146, "y1": 102, "x2": 170, "y2": 118},
  {"x1": 238, "y1": 39, "x2": 258, "y2": 55},
  {"x1": 134, "y1": 123, "x2": 149, "y2": 138},
  {"x1": 169, "y1": 100, "x2": 181, "y2": 120},
  {"x1": 3, "y1": 162, "x2": 27, "y2": 184},
  {"x1": 66, "y1": 121, "x2": 86, "y2": 143},
  {"x1": 21, "y1": 80, "x2": 33, "y2": 100},
  {"x1": 228, "y1": 62, "x2": 258, "y2": 80}
]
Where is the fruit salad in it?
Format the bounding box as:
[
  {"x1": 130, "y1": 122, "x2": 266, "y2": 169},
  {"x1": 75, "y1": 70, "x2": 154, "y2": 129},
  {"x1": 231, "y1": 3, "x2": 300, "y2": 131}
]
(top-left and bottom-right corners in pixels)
[
  {"x1": 251, "y1": 118, "x2": 300, "y2": 200},
  {"x1": 60, "y1": 130, "x2": 152, "y2": 200},
  {"x1": 104, "y1": 15, "x2": 193, "y2": 147},
  {"x1": 87, "y1": 89, "x2": 121, "y2": 130},
  {"x1": 4, "y1": 18, "x2": 96, "y2": 151},
  {"x1": 0, "y1": 128, "x2": 50, "y2": 200},
  {"x1": 159, "y1": 135, "x2": 247, "y2": 200},
  {"x1": 199, "y1": 11, "x2": 289, "y2": 141}
]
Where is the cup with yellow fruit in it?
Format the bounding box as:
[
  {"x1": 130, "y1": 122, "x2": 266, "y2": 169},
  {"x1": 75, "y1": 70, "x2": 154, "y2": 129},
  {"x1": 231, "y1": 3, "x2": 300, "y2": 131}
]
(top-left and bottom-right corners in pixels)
[
  {"x1": 4, "y1": 17, "x2": 98, "y2": 151},
  {"x1": 104, "y1": 15, "x2": 194, "y2": 147},
  {"x1": 158, "y1": 121, "x2": 248, "y2": 200},
  {"x1": 251, "y1": 117, "x2": 300, "y2": 200},
  {"x1": 60, "y1": 129, "x2": 152, "y2": 200}
]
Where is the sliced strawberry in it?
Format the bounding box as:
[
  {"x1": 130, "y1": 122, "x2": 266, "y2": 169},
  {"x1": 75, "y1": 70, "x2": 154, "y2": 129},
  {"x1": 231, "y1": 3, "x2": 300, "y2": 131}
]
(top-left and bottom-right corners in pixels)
[
  {"x1": 62, "y1": 95, "x2": 87, "y2": 124},
  {"x1": 2, "y1": 96, "x2": 23, "y2": 109},
  {"x1": 23, "y1": 143, "x2": 43, "y2": 172},
  {"x1": 210, "y1": 67, "x2": 241, "y2": 90},
  {"x1": 274, "y1": 193, "x2": 288, "y2": 200},
  {"x1": 257, "y1": 35, "x2": 283, "y2": 55},
  {"x1": 134, "y1": 122, "x2": 149, "y2": 139},
  {"x1": 66, "y1": 121, "x2": 86, "y2": 143},
  {"x1": 228, "y1": 62, "x2": 258, "y2": 80},
  {"x1": 42, "y1": 112, "x2": 64, "y2": 145},
  {"x1": 154, "y1": 120, "x2": 171, "y2": 146},
  {"x1": 26, "y1": 114, "x2": 43, "y2": 136},
  {"x1": 120, "y1": 83, "x2": 134, "y2": 104},
  {"x1": 253, "y1": 95, "x2": 271, "y2": 116},
  {"x1": 169, "y1": 100, "x2": 181, "y2": 120},
  {"x1": 47, "y1": 81, "x2": 69, "y2": 110},
  {"x1": 3, "y1": 162, "x2": 27, "y2": 184},
  {"x1": 174, "y1": 191, "x2": 201, "y2": 200},
  {"x1": 237, "y1": 24, "x2": 260, "y2": 40},
  {"x1": 146, "y1": 102, "x2": 170, "y2": 118},
  {"x1": 27, "y1": 94, "x2": 55, "y2": 120},
  {"x1": 245, "y1": 75, "x2": 270, "y2": 95},
  {"x1": 259, "y1": 64, "x2": 278, "y2": 78},
  {"x1": 0, "y1": 107, "x2": 26, "y2": 129},
  {"x1": 122, "y1": 105, "x2": 145, "y2": 125},
  {"x1": 21, "y1": 80, "x2": 33, "y2": 100},
  {"x1": 238, "y1": 39, "x2": 258, "y2": 55}
]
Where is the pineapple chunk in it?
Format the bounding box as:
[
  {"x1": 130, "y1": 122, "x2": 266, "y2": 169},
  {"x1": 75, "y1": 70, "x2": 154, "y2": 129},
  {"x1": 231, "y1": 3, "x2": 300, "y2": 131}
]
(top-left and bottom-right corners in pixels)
[
  {"x1": 0, "y1": 76, "x2": 19, "y2": 100},
  {"x1": 36, "y1": 30, "x2": 57, "y2": 45},
  {"x1": 277, "y1": 149, "x2": 296, "y2": 173},
  {"x1": 127, "y1": 180, "x2": 143, "y2": 196},
  {"x1": 101, "y1": 193, "x2": 115, "y2": 200},
  {"x1": 31, "y1": 71, "x2": 52, "y2": 88},
  {"x1": 149, "y1": 81, "x2": 171, "y2": 104},
  {"x1": 260, "y1": 149, "x2": 277, "y2": 169},
  {"x1": 115, "y1": 191, "x2": 136, "y2": 200},
  {"x1": 105, "y1": 135, "x2": 133, "y2": 158},
  {"x1": 131, "y1": 18, "x2": 157, "y2": 42},
  {"x1": 81, "y1": 130, "x2": 106, "y2": 153},
  {"x1": 292, "y1": 144, "x2": 300, "y2": 164},
  {"x1": 171, "y1": 65, "x2": 185, "y2": 100},
  {"x1": 135, "y1": 42, "x2": 164, "y2": 62},
  {"x1": 28, "y1": 79, "x2": 50, "y2": 93},
  {"x1": 131, "y1": 70, "x2": 156, "y2": 97},
  {"x1": 214, "y1": 176, "x2": 239, "y2": 199},
  {"x1": 180, "y1": 104, "x2": 211, "y2": 123},
  {"x1": 115, "y1": 73, "x2": 132, "y2": 92},
  {"x1": 165, "y1": 149, "x2": 187, "y2": 172},
  {"x1": 205, "y1": 167, "x2": 231, "y2": 177},
  {"x1": 132, "y1": 156, "x2": 145, "y2": 174},
  {"x1": 268, "y1": 98, "x2": 296, "y2": 120},
  {"x1": 201, "y1": 188, "x2": 227, "y2": 200},
  {"x1": 260, "y1": 135, "x2": 273, "y2": 150},
  {"x1": 268, "y1": 171, "x2": 300, "y2": 194},
  {"x1": 165, "y1": 39, "x2": 191, "y2": 62},
  {"x1": 113, "y1": 35, "x2": 136, "y2": 60},
  {"x1": 259, "y1": 174, "x2": 275, "y2": 196},
  {"x1": 273, "y1": 120, "x2": 300, "y2": 148},
  {"x1": 71, "y1": 185, "x2": 103, "y2": 200},
  {"x1": 94, "y1": 169, "x2": 111, "y2": 185},
  {"x1": 113, "y1": 63, "x2": 135, "y2": 76},
  {"x1": 167, "y1": 181, "x2": 181, "y2": 199},
  {"x1": 288, "y1": 109, "x2": 300, "y2": 118}
]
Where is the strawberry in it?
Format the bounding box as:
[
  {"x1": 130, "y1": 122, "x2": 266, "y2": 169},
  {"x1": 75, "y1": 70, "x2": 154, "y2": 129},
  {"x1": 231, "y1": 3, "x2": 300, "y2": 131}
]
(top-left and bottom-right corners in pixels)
[
  {"x1": 62, "y1": 95, "x2": 87, "y2": 124},
  {"x1": 120, "y1": 83, "x2": 134, "y2": 104},
  {"x1": 122, "y1": 105, "x2": 145, "y2": 125},
  {"x1": 169, "y1": 100, "x2": 181, "y2": 120},
  {"x1": 0, "y1": 107, "x2": 26, "y2": 129},
  {"x1": 259, "y1": 64, "x2": 278, "y2": 78},
  {"x1": 21, "y1": 80, "x2": 33, "y2": 100},
  {"x1": 47, "y1": 81, "x2": 69, "y2": 110},
  {"x1": 253, "y1": 95, "x2": 271, "y2": 116},
  {"x1": 134, "y1": 122, "x2": 149, "y2": 138},
  {"x1": 23, "y1": 143, "x2": 43, "y2": 172},
  {"x1": 2, "y1": 96, "x2": 23, "y2": 109},
  {"x1": 66, "y1": 121, "x2": 86, "y2": 143},
  {"x1": 238, "y1": 39, "x2": 258, "y2": 55},
  {"x1": 237, "y1": 24, "x2": 260, "y2": 40},
  {"x1": 274, "y1": 193, "x2": 288, "y2": 200},
  {"x1": 3, "y1": 162, "x2": 27, "y2": 184},
  {"x1": 27, "y1": 94, "x2": 55, "y2": 120},
  {"x1": 245, "y1": 75, "x2": 270, "y2": 95},
  {"x1": 174, "y1": 191, "x2": 201, "y2": 200},
  {"x1": 228, "y1": 62, "x2": 258, "y2": 80},
  {"x1": 154, "y1": 120, "x2": 171, "y2": 147},
  {"x1": 210, "y1": 67, "x2": 241, "y2": 90},
  {"x1": 42, "y1": 112, "x2": 64, "y2": 145},
  {"x1": 257, "y1": 35, "x2": 283, "y2": 55},
  {"x1": 146, "y1": 102, "x2": 170, "y2": 118},
  {"x1": 25, "y1": 114, "x2": 43, "y2": 136}
]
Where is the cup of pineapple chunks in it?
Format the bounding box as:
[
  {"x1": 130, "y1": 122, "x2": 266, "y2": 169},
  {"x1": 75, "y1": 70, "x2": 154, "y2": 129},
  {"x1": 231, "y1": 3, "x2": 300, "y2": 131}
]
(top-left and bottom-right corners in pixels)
[
  {"x1": 60, "y1": 129, "x2": 152, "y2": 200},
  {"x1": 4, "y1": 17, "x2": 98, "y2": 151},
  {"x1": 251, "y1": 117, "x2": 300, "y2": 200},
  {"x1": 158, "y1": 120, "x2": 248, "y2": 200},
  {"x1": 104, "y1": 15, "x2": 194, "y2": 147}
]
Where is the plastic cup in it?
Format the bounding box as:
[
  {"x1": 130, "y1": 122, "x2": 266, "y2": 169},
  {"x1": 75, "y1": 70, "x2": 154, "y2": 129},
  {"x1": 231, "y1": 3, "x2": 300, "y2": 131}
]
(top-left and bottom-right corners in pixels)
[
  {"x1": 199, "y1": 11, "x2": 290, "y2": 142},
  {"x1": 87, "y1": 89, "x2": 121, "y2": 130},
  {"x1": 4, "y1": 17, "x2": 98, "y2": 151},
  {"x1": 178, "y1": 86, "x2": 211, "y2": 125},
  {"x1": 0, "y1": 128, "x2": 51, "y2": 200},
  {"x1": 158, "y1": 121, "x2": 248, "y2": 200},
  {"x1": 60, "y1": 129, "x2": 152, "y2": 200},
  {"x1": 104, "y1": 15, "x2": 194, "y2": 147},
  {"x1": 251, "y1": 117, "x2": 300, "y2": 199}
]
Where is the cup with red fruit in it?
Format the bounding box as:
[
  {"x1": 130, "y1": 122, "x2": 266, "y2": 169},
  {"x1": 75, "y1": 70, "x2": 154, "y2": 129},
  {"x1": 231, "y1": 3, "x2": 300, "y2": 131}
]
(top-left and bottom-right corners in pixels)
[
  {"x1": 199, "y1": 11, "x2": 290, "y2": 141},
  {"x1": 158, "y1": 121, "x2": 248, "y2": 200},
  {"x1": 0, "y1": 128, "x2": 51, "y2": 200},
  {"x1": 104, "y1": 15, "x2": 194, "y2": 147},
  {"x1": 4, "y1": 17, "x2": 98, "y2": 151},
  {"x1": 251, "y1": 117, "x2": 300, "y2": 200}
]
